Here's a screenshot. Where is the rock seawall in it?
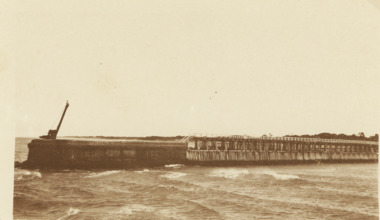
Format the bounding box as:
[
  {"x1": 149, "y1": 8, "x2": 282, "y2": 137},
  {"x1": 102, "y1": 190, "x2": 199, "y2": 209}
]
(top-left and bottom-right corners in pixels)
[{"x1": 23, "y1": 139, "x2": 188, "y2": 169}]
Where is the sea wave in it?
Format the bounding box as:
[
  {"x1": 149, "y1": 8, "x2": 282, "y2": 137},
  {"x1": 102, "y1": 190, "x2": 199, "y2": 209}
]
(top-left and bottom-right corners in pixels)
[
  {"x1": 161, "y1": 172, "x2": 187, "y2": 180},
  {"x1": 135, "y1": 169, "x2": 151, "y2": 173},
  {"x1": 253, "y1": 195, "x2": 379, "y2": 218},
  {"x1": 300, "y1": 185, "x2": 378, "y2": 199},
  {"x1": 57, "y1": 207, "x2": 80, "y2": 220},
  {"x1": 156, "y1": 184, "x2": 179, "y2": 190},
  {"x1": 209, "y1": 168, "x2": 249, "y2": 179},
  {"x1": 111, "y1": 204, "x2": 154, "y2": 216},
  {"x1": 84, "y1": 170, "x2": 120, "y2": 178},
  {"x1": 259, "y1": 170, "x2": 299, "y2": 180},
  {"x1": 165, "y1": 164, "x2": 184, "y2": 169},
  {"x1": 15, "y1": 170, "x2": 42, "y2": 181}
]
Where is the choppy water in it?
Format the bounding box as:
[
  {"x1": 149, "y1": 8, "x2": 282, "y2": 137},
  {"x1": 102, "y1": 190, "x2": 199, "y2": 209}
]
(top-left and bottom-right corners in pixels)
[{"x1": 14, "y1": 138, "x2": 379, "y2": 219}]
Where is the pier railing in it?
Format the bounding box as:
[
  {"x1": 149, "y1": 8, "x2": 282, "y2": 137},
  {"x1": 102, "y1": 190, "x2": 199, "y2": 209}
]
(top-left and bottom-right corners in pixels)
[{"x1": 183, "y1": 135, "x2": 378, "y2": 145}]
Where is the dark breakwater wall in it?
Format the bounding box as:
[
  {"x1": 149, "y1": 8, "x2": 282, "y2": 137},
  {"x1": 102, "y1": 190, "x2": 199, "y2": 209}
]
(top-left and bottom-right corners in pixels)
[{"x1": 25, "y1": 139, "x2": 187, "y2": 169}]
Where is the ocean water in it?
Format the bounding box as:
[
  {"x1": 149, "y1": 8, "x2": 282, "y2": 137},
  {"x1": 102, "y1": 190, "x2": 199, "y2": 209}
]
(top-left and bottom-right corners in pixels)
[{"x1": 14, "y1": 138, "x2": 379, "y2": 219}]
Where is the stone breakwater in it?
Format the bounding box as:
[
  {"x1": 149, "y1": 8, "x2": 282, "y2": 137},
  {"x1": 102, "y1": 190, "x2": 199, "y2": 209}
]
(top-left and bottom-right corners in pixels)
[
  {"x1": 19, "y1": 136, "x2": 378, "y2": 169},
  {"x1": 23, "y1": 139, "x2": 187, "y2": 169}
]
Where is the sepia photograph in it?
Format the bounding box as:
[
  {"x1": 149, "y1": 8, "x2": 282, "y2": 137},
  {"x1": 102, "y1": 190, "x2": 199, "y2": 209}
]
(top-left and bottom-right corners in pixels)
[{"x1": 1, "y1": 0, "x2": 380, "y2": 219}]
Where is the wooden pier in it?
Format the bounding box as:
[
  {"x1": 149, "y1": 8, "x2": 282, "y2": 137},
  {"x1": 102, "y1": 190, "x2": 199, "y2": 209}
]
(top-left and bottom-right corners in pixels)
[{"x1": 186, "y1": 136, "x2": 378, "y2": 163}]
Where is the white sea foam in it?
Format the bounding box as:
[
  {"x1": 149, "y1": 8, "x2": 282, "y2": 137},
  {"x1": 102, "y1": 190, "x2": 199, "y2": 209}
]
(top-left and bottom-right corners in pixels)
[
  {"x1": 57, "y1": 207, "x2": 80, "y2": 220},
  {"x1": 15, "y1": 170, "x2": 42, "y2": 181},
  {"x1": 67, "y1": 207, "x2": 80, "y2": 216},
  {"x1": 161, "y1": 172, "x2": 187, "y2": 179},
  {"x1": 260, "y1": 170, "x2": 299, "y2": 180},
  {"x1": 135, "y1": 169, "x2": 151, "y2": 173},
  {"x1": 209, "y1": 169, "x2": 249, "y2": 179},
  {"x1": 157, "y1": 184, "x2": 178, "y2": 190},
  {"x1": 22, "y1": 170, "x2": 42, "y2": 178},
  {"x1": 112, "y1": 204, "x2": 154, "y2": 216},
  {"x1": 165, "y1": 164, "x2": 184, "y2": 169},
  {"x1": 84, "y1": 170, "x2": 120, "y2": 178}
]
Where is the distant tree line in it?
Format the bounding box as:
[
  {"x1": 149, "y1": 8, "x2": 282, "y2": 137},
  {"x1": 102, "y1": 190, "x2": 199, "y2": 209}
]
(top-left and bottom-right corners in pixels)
[
  {"x1": 67, "y1": 133, "x2": 379, "y2": 142},
  {"x1": 284, "y1": 133, "x2": 379, "y2": 142}
]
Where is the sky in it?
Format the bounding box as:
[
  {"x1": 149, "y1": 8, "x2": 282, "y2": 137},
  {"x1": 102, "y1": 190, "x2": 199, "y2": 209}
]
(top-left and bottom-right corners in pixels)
[{"x1": 2, "y1": 0, "x2": 380, "y2": 138}]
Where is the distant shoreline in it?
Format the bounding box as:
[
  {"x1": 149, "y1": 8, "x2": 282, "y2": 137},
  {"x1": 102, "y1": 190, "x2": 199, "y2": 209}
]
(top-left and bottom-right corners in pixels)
[{"x1": 15, "y1": 132, "x2": 379, "y2": 142}]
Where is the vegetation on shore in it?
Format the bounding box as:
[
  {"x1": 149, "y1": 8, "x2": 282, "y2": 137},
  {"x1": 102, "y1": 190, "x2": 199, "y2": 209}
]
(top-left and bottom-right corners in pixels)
[{"x1": 284, "y1": 133, "x2": 379, "y2": 142}]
